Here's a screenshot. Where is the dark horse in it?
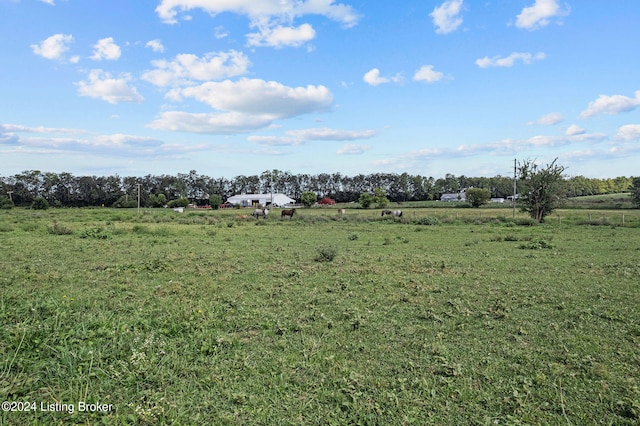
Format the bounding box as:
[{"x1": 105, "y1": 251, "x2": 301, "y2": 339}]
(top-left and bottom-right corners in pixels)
[{"x1": 281, "y1": 208, "x2": 296, "y2": 219}]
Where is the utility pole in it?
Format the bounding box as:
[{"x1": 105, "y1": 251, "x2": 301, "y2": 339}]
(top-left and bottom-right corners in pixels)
[
  {"x1": 513, "y1": 158, "x2": 517, "y2": 218},
  {"x1": 7, "y1": 191, "x2": 13, "y2": 202},
  {"x1": 137, "y1": 184, "x2": 141, "y2": 214}
]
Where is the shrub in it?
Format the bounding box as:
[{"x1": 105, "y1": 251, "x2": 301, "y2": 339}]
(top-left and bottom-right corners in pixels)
[
  {"x1": 112, "y1": 195, "x2": 137, "y2": 208},
  {"x1": 168, "y1": 198, "x2": 190, "y2": 208},
  {"x1": 209, "y1": 194, "x2": 223, "y2": 209},
  {"x1": 359, "y1": 193, "x2": 375, "y2": 209},
  {"x1": 0, "y1": 196, "x2": 14, "y2": 209},
  {"x1": 301, "y1": 191, "x2": 317, "y2": 208},
  {"x1": 314, "y1": 245, "x2": 338, "y2": 262},
  {"x1": 415, "y1": 216, "x2": 440, "y2": 225},
  {"x1": 31, "y1": 197, "x2": 49, "y2": 210},
  {"x1": 47, "y1": 221, "x2": 73, "y2": 235}
]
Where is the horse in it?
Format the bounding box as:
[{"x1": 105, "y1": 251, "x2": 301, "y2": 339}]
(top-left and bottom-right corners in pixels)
[
  {"x1": 338, "y1": 208, "x2": 345, "y2": 216},
  {"x1": 381, "y1": 209, "x2": 402, "y2": 217},
  {"x1": 281, "y1": 208, "x2": 296, "y2": 219},
  {"x1": 252, "y1": 208, "x2": 269, "y2": 219}
]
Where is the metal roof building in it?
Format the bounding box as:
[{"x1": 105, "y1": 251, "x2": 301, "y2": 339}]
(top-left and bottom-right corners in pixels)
[{"x1": 226, "y1": 193, "x2": 295, "y2": 207}]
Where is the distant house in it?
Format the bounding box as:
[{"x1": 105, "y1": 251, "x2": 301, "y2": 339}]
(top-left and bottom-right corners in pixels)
[
  {"x1": 491, "y1": 198, "x2": 505, "y2": 203},
  {"x1": 440, "y1": 192, "x2": 466, "y2": 202},
  {"x1": 226, "y1": 193, "x2": 295, "y2": 207}
]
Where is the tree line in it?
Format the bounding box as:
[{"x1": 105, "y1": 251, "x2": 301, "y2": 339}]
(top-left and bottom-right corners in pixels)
[{"x1": 0, "y1": 169, "x2": 634, "y2": 208}]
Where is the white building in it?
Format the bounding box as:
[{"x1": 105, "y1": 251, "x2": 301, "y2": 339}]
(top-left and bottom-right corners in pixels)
[{"x1": 226, "y1": 193, "x2": 296, "y2": 207}]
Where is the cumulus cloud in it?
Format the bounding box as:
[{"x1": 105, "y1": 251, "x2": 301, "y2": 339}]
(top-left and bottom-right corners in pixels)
[
  {"x1": 363, "y1": 68, "x2": 387, "y2": 86},
  {"x1": 515, "y1": 0, "x2": 570, "y2": 31},
  {"x1": 580, "y1": 91, "x2": 640, "y2": 118},
  {"x1": 76, "y1": 70, "x2": 144, "y2": 104},
  {"x1": 149, "y1": 78, "x2": 333, "y2": 134},
  {"x1": 31, "y1": 33, "x2": 73, "y2": 60},
  {"x1": 413, "y1": 65, "x2": 445, "y2": 83},
  {"x1": 565, "y1": 124, "x2": 585, "y2": 136},
  {"x1": 156, "y1": 0, "x2": 360, "y2": 26},
  {"x1": 177, "y1": 78, "x2": 332, "y2": 118},
  {"x1": 90, "y1": 37, "x2": 121, "y2": 61},
  {"x1": 248, "y1": 135, "x2": 302, "y2": 146},
  {"x1": 430, "y1": 0, "x2": 464, "y2": 34},
  {"x1": 615, "y1": 124, "x2": 640, "y2": 141},
  {"x1": 475, "y1": 52, "x2": 545, "y2": 68},
  {"x1": 362, "y1": 68, "x2": 402, "y2": 86},
  {"x1": 247, "y1": 23, "x2": 316, "y2": 48},
  {"x1": 142, "y1": 50, "x2": 250, "y2": 87},
  {"x1": 39, "y1": 0, "x2": 55, "y2": 5},
  {"x1": 529, "y1": 112, "x2": 563, "y2": 126},
  {"x1": 145, "y1": 39, "x2": 165, "y2": 53},
  {"x1": 336, "y1": 144, "x2": 372, "y2": 155}
]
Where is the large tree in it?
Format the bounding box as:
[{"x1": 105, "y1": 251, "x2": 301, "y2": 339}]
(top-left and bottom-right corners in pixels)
[
  {"x1": 517, "y1": 158, "x2": 567, "y2": 222},
  {"x1": 632, "y1": 177, "x2": 640, "y2": 208}
]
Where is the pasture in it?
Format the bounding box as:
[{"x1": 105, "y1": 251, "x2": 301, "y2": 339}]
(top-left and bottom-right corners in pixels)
[{"x1": 1, "y1": 206, "x2": 639, "y2": 424}]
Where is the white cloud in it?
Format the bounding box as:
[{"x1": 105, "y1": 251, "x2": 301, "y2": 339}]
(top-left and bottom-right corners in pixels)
[
  {"x1": 247, "y1": 23, "x2": 316, "y2": 48},
  {"x1": 147, "y1": 111, "x2": 273, "y2": 134},
  {"x1": 565, "y1": 124, "x2": 585, "y2": 136},
  {"x1": 287, "y1": 127, "x2": 376, "y2": 140},
  {"x1": 430, "y1": 0, "x2": 464, "y2": 34},
  {"x1": 31, "y1": 33, "x2": 73, "y2": 60},
  {"x1": 155, "y1": 0, "x2": 360, "y2": 28},
  {"x1": 90, "y1": 37, "x2": 121, "y2": 61},
  {"x1": 615, "y1": 124, "x2": 640, "y2": 141},
  {"x1": 177, "y1": 78, "x2": 333, "y2": 119},
  {"x1": 413, "y1": 65, "x2": 445, "y2": 83},
  {"x1": 145, "y1": 39, "x2": 165, "y2": 53},
  {"x1": 363, "y1": 68, "x2": 387, "y2": 86},
  {"x1": 142, "y1": 50, "x2": 250, "y2": 87},
  {"x1": 76, "y1": 70, "x2": 144, "y2": 104},
  {"x1": 337, "y1": 144, "x2": 372, "y2": 155},
  {"x1": 475, "y1": 52, "x2": 545, "y2": 68},
  {"x1": 363, "y1": 68, "x2": 401, "y2": 86},
  {"x1": 580, "y1": 91, "x2": 640, "y2": 118},
  {"x1": 516, "y1": 0, "x2": 570, "y2": 31},
  {"x1": 529, "y1": 112, "x2": 563, "y2": 126},
  {"x1": 149, "y1": 78, "x2": 333, "y2": 134},
  {"x1": 39, "y1": 0, "x2": 55, "y2": 5}
]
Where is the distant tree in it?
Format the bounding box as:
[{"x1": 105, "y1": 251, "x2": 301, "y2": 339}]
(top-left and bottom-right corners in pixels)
[
  {"x1": 167, "y1": 198, "x2": 190, "y2": 208},
  {"x1": 359, "y1": 192, "x2": 375, "y2": 209},
  {"x1": 301, "y1": 191, "x2": 317, "y2": 208},
  {"x1": 517, "y1": 158, "x2": 567, "y2": 222},
  {"x1": 209, "y1": 194, "x2": 222, "y2": 209},
  {"x1": 148, "y1": 193, "x2": 167, "y2": 208},
  {"x1": 373, "y1": 187, "x2": 390, "y2": 208},
  {"x1": 466, "y1": 188, "x2": 491, "y2": 208},
  {"x1": 632, "y1": 177, "x2": 640, "y2": 208},
  {"x1": 31, "y1": 196, "x2": 49, "y2": 210}
]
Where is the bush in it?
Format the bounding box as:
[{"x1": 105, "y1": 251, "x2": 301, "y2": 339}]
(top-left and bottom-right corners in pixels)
[
  {"x1": 314, "y1": 245, "x2": 338, "y2": 262},
  {"x1": 301, "y1": 191, "x2": 317, "y2": 208},
  {"x1": 359, "y1": 193, "x2": 375, "y2": 209},
  {"x1": 112, "y1": 195, "x2": 137, "y2": 208},
  {"x1": 415, "y1": 216, "x2": 440, "y2": 225},
  {"x1": 47, "y1": 221, "x2": 73, "y2": 235},
  {"x1": 0, "y1": 196, "x2": 14, "y2": 209},
  {"x1": 31, "y1": 197, "x2": 49, "y2": 210},
  {"x1": 209, "y1": 194, "x2": 222, "y2": 209},
  {"x1": 168, "y1": 198, "x2": 190, "y2": 208}
]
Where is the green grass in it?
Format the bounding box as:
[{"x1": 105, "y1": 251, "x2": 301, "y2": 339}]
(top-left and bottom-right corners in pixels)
[{"x1": 1, "y1": 207, "x2": 639, "y2": 424}]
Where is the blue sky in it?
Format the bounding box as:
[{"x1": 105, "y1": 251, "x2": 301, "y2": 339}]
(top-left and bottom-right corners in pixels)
[{"x1": 1, "y1": 0, "x2": 639, "y2": 179}]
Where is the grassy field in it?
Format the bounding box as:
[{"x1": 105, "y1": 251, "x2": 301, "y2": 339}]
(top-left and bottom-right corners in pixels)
[{"x1": 1, "y1": 206, "x2": 639, "y2": 425}]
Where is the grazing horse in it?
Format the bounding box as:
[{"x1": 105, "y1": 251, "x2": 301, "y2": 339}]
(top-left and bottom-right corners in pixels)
[
  {"x1": 252, "y1": 208, "x2": 269, "y2": 219},
  {"x1": 338, "y1": 208, "x2": 345, "y2": 216},
  {"x1": 281, "y1": 208, "x2": 296, "y2": 219},
  {"x1": 381, "y1": 209, "x2": 402, "y2": 217}
]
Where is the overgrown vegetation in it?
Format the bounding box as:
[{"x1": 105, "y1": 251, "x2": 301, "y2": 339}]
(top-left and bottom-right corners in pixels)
[{"x1": 1, "y1": 207, "x2": 639, "y2": 424}]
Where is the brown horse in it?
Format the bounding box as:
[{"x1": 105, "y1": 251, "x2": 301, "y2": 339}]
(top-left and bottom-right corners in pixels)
[{"x1": 281, "y1": 208, "x2": 296, "y2": 219}]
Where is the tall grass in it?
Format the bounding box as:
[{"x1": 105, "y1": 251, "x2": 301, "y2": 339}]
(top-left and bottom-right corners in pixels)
[{"x1": 1, "y1": 207, "x2": 639, "y2": 424}]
